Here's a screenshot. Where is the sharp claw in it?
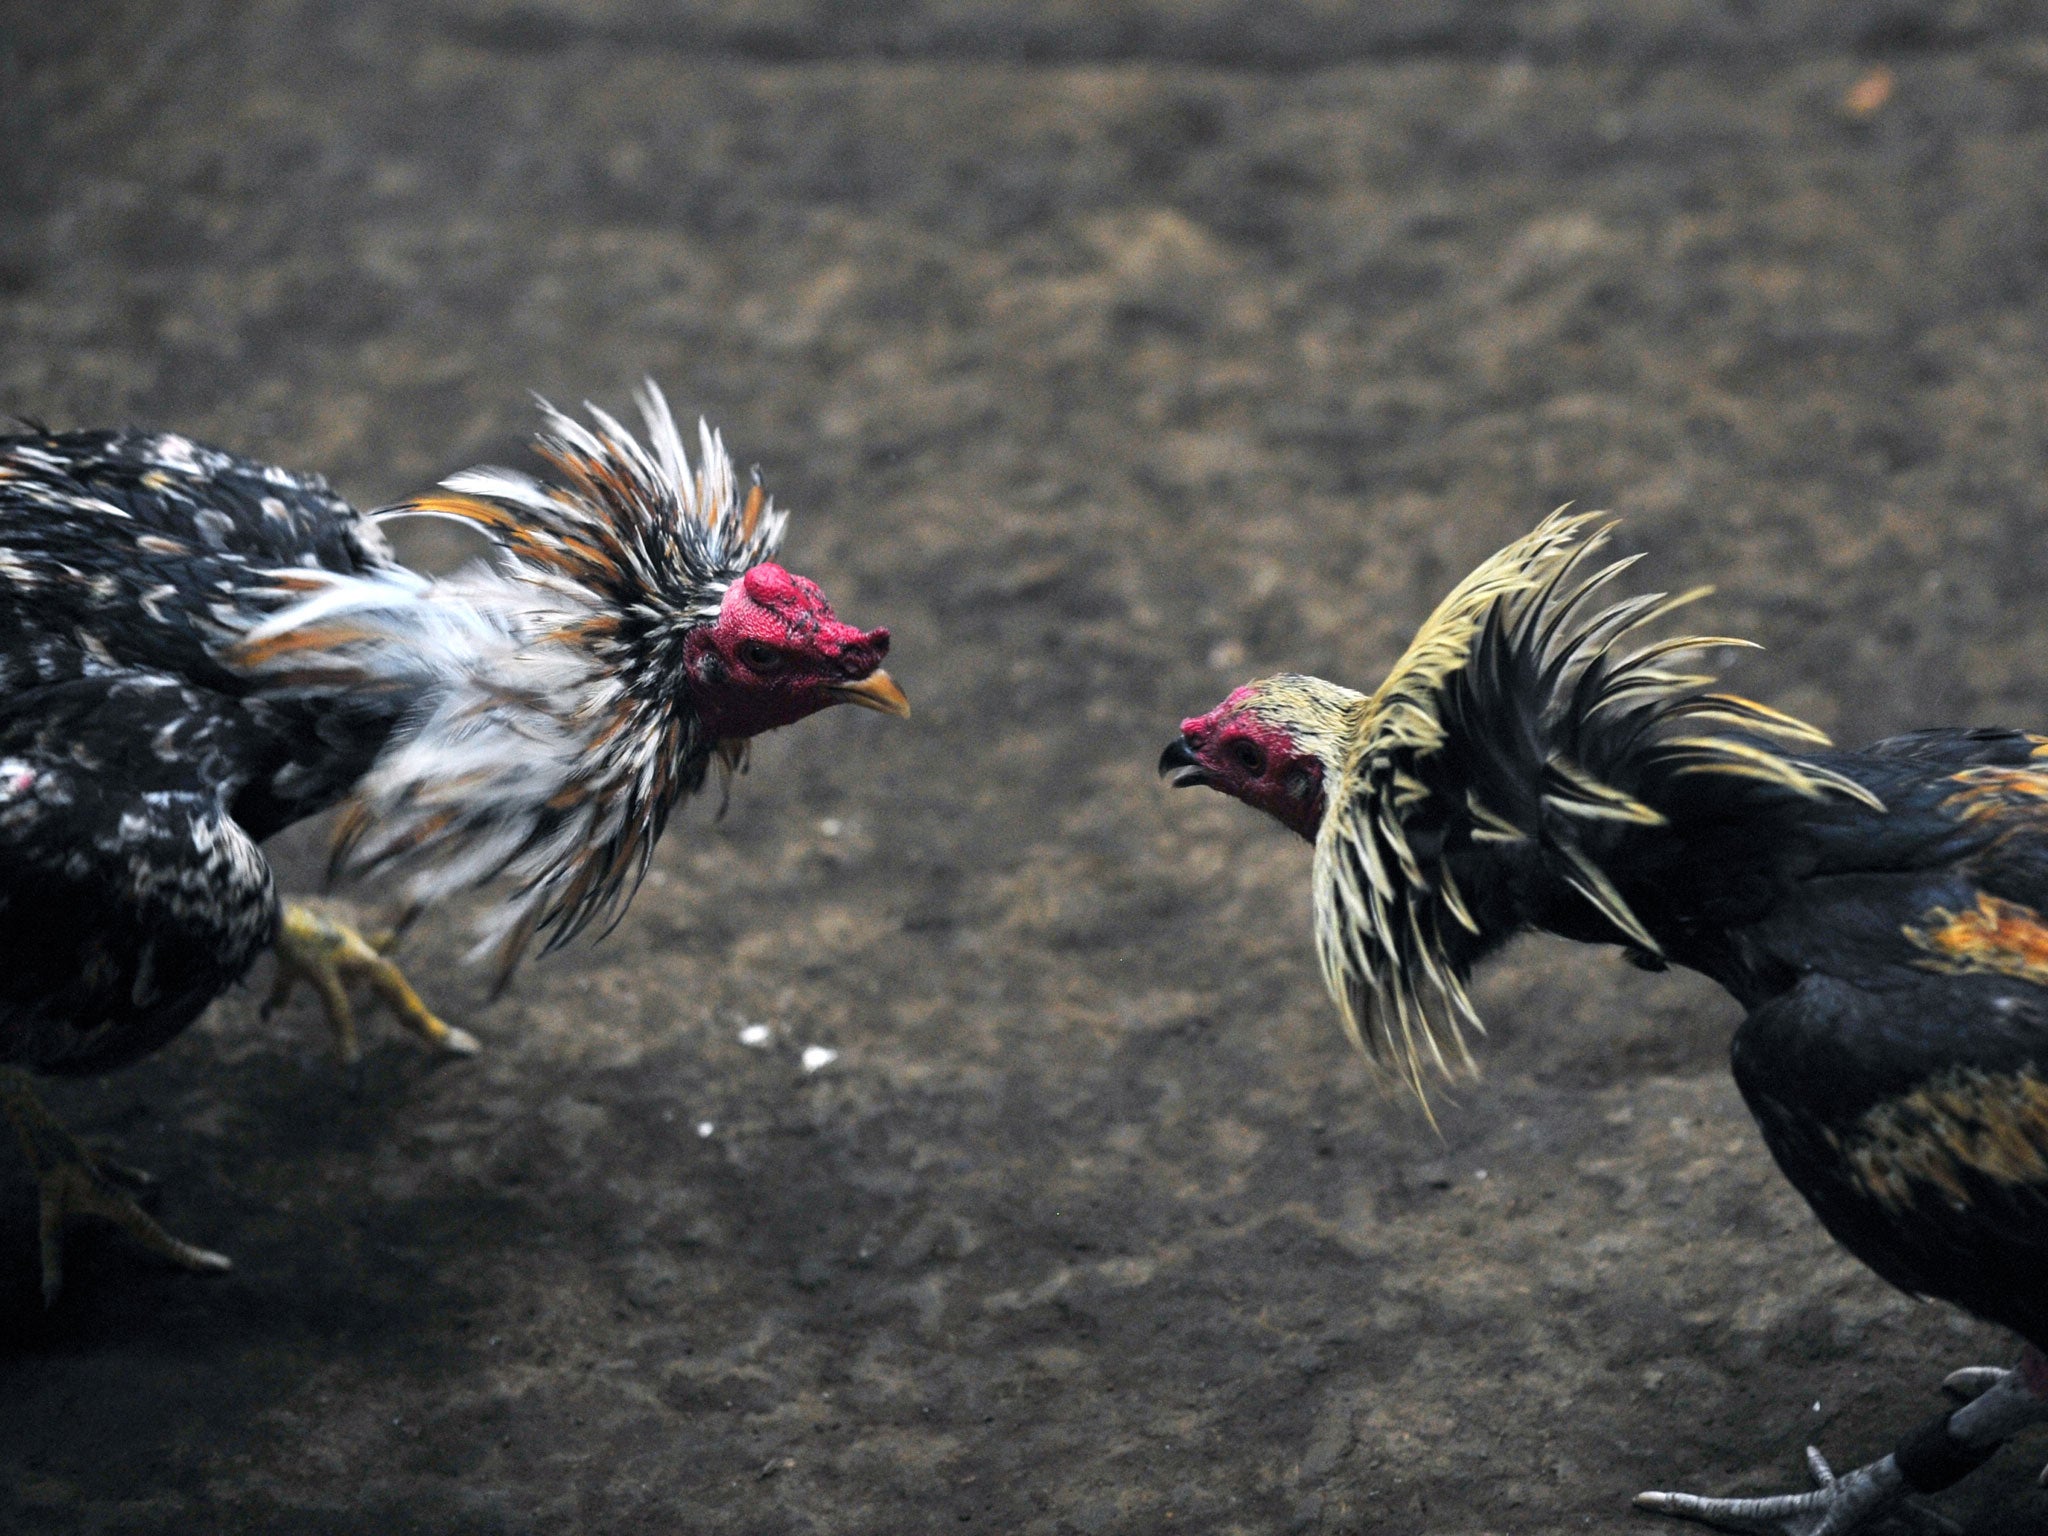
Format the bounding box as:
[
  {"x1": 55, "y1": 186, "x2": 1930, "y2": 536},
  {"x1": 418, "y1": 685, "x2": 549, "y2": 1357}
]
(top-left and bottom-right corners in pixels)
[
  {"x1": 1942, "y1": 1366, "x2": 2008, "y2": 1402},
  {"x1": 88, "y1": 1152, "x2": 159, "y2": 1191}
]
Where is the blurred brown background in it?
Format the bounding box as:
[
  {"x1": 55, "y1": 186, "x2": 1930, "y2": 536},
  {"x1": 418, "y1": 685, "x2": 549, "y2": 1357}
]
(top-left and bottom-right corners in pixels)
[{"x1": 6, "y1": 3, "x2": 2048, "y2": 1531}]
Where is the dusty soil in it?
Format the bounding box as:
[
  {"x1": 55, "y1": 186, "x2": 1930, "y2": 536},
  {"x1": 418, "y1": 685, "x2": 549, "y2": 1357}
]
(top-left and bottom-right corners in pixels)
[{"x1": 7, "y1": 3, "x2": 2048, "y2": 1531}]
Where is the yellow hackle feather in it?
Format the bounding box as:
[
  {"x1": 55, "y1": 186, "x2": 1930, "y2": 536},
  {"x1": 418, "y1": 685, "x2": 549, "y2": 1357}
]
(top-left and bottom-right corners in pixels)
[{"x1": 1297, "y1": 510, "x2": 1878, "y2": 1110}]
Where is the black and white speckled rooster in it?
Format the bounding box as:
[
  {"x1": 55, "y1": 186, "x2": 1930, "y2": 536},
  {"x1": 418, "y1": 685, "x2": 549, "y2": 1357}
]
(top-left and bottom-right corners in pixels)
[
  {"x1": 1164, "y1": 512, "x2": 2048, "y2": 1535},
  {"x1": 0, "y1": 382, "x2": 907, "y2": 1301}
]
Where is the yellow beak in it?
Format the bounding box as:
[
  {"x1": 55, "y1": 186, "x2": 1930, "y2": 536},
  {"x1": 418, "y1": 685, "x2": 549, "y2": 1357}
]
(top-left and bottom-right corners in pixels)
[{"x1": 825, "y1": 670, "x2": 911, "y2": 718}]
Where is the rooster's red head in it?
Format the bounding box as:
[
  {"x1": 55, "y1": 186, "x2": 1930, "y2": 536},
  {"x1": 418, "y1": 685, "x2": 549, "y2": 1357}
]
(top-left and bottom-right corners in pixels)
[
  {"x1": 686, "y1": 562, "x2": 905, "y2": 739},
  {"x1": 1160, "y1": 676, "x2": 1361, "y2": 841}
]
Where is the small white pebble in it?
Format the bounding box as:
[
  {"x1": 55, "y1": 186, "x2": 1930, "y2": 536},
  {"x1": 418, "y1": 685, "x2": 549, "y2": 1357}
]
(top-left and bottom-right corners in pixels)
[
  {"x1": 801, "y1": 1045, "x2": 839, "y2": 1074},
  {"x1": 1474, "y1": 1168, "x2": 1488, "y2": 1181},
  {"x1": 1813, "y1": 1401, "x2": 1823, "y2": 1413},
  {"x1": 696, "y1": 1121, "x2": 715, "y2": 1138},
  {"x1": 738, "y1": 1023, "x2": 773, "y2": 1048},
  {"x1": 818, "y1": 817, "x2": 844, "y2": 838}
]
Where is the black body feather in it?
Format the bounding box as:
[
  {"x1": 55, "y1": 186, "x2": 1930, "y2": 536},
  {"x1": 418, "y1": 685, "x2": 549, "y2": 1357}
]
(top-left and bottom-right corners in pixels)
[
  {"x1": 1538, "y1": 722, "x2": 2048, "y2": 1351},
  {"x1": 1311, "y1": 516, "x2": 2048, "y2": 1354},
  {"x1": 0, "y1": 427, "x2": 414, "y2": 1074}
]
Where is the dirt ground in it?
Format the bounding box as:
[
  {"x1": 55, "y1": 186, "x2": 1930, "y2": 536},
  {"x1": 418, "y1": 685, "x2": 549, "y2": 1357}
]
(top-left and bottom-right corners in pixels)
[{"x1": 8, "y1": 3, "x2": 2048, "y2": 1532}]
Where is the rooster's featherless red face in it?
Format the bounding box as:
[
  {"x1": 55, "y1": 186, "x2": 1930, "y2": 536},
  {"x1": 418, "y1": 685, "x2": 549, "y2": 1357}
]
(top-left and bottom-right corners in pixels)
[
  {"x1": 1159, "y1": 683, "x2": 1331, "y2": 841},
  {"x1": 684, "y1": 562, "x2": 908, "y2": 741}
]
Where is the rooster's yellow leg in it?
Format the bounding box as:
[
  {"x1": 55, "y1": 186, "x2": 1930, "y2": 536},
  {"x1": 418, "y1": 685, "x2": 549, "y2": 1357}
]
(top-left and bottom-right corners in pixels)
[
  {"x1": 1, "y1": 1065, "x2": 231, "y2": 1305},
  {"x1": 264, "y1": 903, "x2": 480, "y2": 1065}
]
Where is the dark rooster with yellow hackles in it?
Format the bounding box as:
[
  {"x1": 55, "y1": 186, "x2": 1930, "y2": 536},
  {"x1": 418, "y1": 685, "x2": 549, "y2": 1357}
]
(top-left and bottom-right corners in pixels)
[
  {"x1": 1163, "y1": 511, "x2": 2048, "y2": 1535},
  {"x1": 0, "y1": 382, "x2": 907, "y2": 1302}
]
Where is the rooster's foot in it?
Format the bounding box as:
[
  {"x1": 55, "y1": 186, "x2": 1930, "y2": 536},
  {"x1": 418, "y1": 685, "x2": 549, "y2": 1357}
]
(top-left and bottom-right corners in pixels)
[
  {"x1": 265, "y1": 902, "x2": 478, "y2": 1065},
  {"x1": 1638, "y1": 1355, "x2": 2048, "y2": 1536},
  {"x1": 1636, "y1": 1445, "x2": 1953, "y2": 1536},
  {"x1": 1, "y1": 1066, "x2": 231, "y2": 1305}
]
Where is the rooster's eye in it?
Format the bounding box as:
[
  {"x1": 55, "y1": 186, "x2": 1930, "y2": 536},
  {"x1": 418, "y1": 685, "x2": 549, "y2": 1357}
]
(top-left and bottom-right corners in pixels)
[
  {"x1": 1228, "y1": 740, "x2": 1266, "y2": 775},
  {"x1": 739, "y1": 640, "x2": 785, "y2": 672}
]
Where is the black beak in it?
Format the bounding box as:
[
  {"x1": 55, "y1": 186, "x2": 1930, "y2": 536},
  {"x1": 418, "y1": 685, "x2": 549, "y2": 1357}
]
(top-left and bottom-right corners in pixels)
[{"x1": 1158, "y1": 736, "x2": 1209, "y2": 788}]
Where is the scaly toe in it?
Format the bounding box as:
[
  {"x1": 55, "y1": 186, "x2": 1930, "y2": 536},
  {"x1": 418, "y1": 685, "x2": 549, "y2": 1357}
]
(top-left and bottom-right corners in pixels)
[
  {"x1": 85, "y1": 1151, "x2": 160, "y2": 1191},
  {"x1": 37, "y1": 1160, "x2": 231, "y2": 1305},
  {"x1": 1634, "y1": 1442, "x2": 1939, "y2": 1536}
]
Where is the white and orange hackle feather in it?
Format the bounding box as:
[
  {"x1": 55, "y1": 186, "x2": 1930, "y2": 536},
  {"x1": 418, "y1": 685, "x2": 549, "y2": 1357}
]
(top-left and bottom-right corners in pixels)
[{"x1": 230, "y1": 382, "x2": 907, "y2": 986}]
